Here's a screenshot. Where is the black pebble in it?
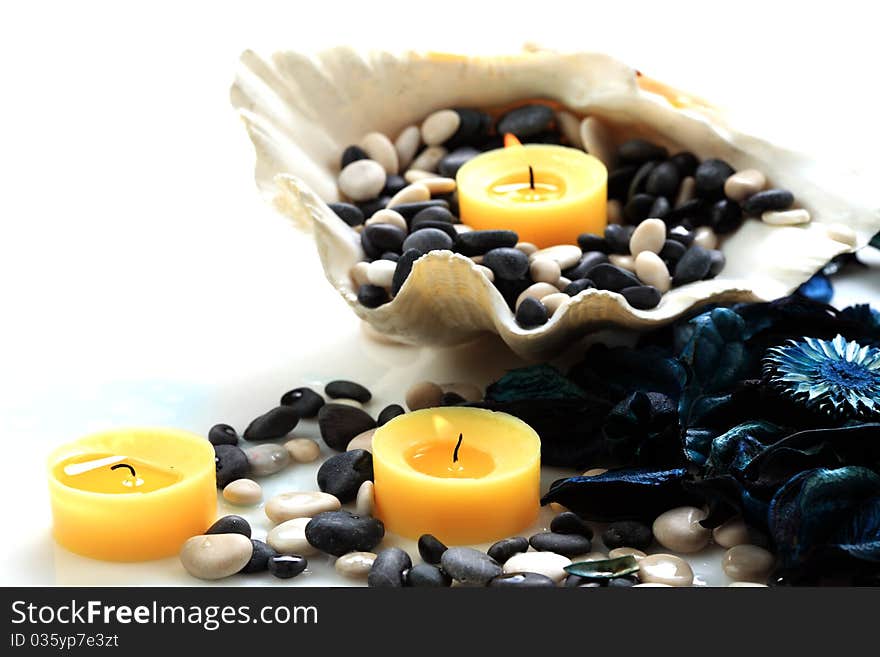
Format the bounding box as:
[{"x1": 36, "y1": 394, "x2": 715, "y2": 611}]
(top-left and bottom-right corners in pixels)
[
  {"x1": 483, "y1": 247, "x2": 530, "y2": 280},
  {"x1": 608, "y1": 576, "x2": 638, "y2": 587},
  {"x1": 669, "y1": 151, "x2": 699, "y2": 177},
  {"x1": 627, "y1": 161, "x2": 657, "y2": 200},
  {"x1": 243, "y1": 406, "x2": 299, "y2": 441},
  {"x1": 208, "y1": 424, "x2": 239, "y2": 446},
  {"x1": 380, "y1": 252, "x2": 400, "y2": 263},
  {"x1": 494, "y1": 276, "x2": 534, "y2": 311},
  {"x1": 382, "y1": 174, "x2": 407, "y2": 197},
  {"x1": 317, "y1": 403, "x2": 377, "y2": 451},
  {"x1": 306, "y1": 511, "x2": 385, "y2": 557},
  {"x1": 357, "y1": 284, "x2": 389, "y2": 309},
  {"x1": 624, "y1": 194, "x2": 657, "y2": 224},
  {"x1": 409, "y1": 220, "x2": 457, "y2": 240},
  {"x1": 694, "y1": 159, "x2": 735, "y2": 200},
  {"x1": 665, "y1": 198, "x2": 709, "y2": 226},
  {"x1": 240, "y1": 540, "x2": 277, "y2": 574},
  {"x1": 487, "y1": 536, "x2": 529, "y2": 563},
  {"x1": 392, "y1": 200, "x2": 449, "y2": 221},
  {"x1": 362, "y1": 224, "x2": 407, "y2": 253},
  {"x1": 368, "y1": 547, "x2": 412, "y2": 588},
  {"x1": 659, "y1": 239, "x2": 687, "y2": 264},
  {"x1": 742, "y1": 189, "x2": 794, "y2": 215},
  {"x1": 411, "y1": 206, "x2": 455, "y2": 227},
  {"x1": 496, "y1": 104, "x2": 555, "y2": 138},
  {"x1": 529, "y1": 531, "x2": 592, "y2": 556},
  {"x1": 328, "y1": 202, "x2": 365, "y2": 227},
  {"x1": 667, "y1": 225, "x2": 695, "y2": 246},
  {"x1": 608, "y1": 165, "x2": 638, "y2": 200},
  {"x1": 360, "y1": 230, "x2": 383, "y2": 259},
  {"x1": 456, "y1": 230, "x2": 519, "y2": 256},
  {"x1": 673, "y1": 245, "x2": 713, "y2": 286},
  {"x1": 440, "y1": 392, "x2": 466, "y2": 406},
  {"x1": 417, "y1": 534, "x2": 448, "y2": 564},
  {"x1": 438, "y1": 147, "x2": 480, "y2": 178},
  {"x1": 577, "y1": 233, "x2": 609, "y2": 253},
  {"x1": 564, "y1": 278, "x2": 596, "y2": 296},
  {"x1": 355, "y1": 196, "x2": 390, "y2": 219},
  {"x1": 488, "y1": 572, "x2": 556, "y2": 588},
  {"x1": 377, "y1": 404, "x2": 405, "y2": 426},
  {"x1": 602, "y1": 520, "x2": 653, "y2": 550},
  {"x1": 279, "y1": 387, "x2": 325, "y2": 418},
  {"x1": 550, "y1": 511, "x2": 593, "y2": 538},
  {"x1": 707, "y1": 249, "x2": 726, "y2": 278},
  {"x1": 206, "y1": 515, "x2": 251, "y2": 538},
  {"x1": 406, "y1": 564, "x2": 451, "y2": 588},
  {"x1": 325, "y1": 380, "x2": 371, "y2": 403},
  {"x1": 563, "y1": 574, "x2": 604, "y2": 588},
  {"x1": 589, "y1": 263, "x2": 642, "y2": 292},
  {"x1": 446, "y1": 108, "x2": 491, "y2": 149},
  {"x1": 710, "y1": 199, "x2": 743, "y2": 234},
  {"x1": 401, "y1": 227, "x2": 454, "y2": 254},
  {"x1": 316, "y1": 449, "x2": 373, "y2": 503},
  {"x1": 649, "y1": 196, "x2": 671, "y2": 219},
  {"x1": 515, "y1": 297, "x2": 548, "y2": 329},
  {"x1": 268, "y1": 554, "x2": 308, "y2": 579},
  {"x1": 617, "y1": 139, "x2": 668, "y2": 165},
  {"x1": 604, "y1": 224, "x2": 635, "y2": 254},
  {"x1": 522, "y1": 130, "x2": 562, "y2": 145},
  {"x1": 563, "y1": 252, "x2": 609, "y2": 280},
  {"x1": 213, "y1": 444, "x2": 249, "y2": 488},
  {"x1": 341, "y1": 145, "x2": 368, "y2": 168},
  {"x1": 620, "y1": 285, "x2": 662, "y2": 310},
  {"x1": 392, "y1": 249, "x2": 421, "y2": 296}
]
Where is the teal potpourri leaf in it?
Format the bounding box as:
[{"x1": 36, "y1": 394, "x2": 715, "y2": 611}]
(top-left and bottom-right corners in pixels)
[{"x1": 564, "y1": 556, "x2": 640, "y2": 580}]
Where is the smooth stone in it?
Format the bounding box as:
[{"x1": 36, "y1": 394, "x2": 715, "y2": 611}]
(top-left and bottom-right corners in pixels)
[
  {"x1": 608, "y1": 165, "x2": 638, "y2": 200},
  {"x1": 355, "y1": 196, "x2": 390, "y2": 220},
  {"x1": 341, "y1": 144, "x2": 368, "y2": 168},
  {"x1": 406, "y1": 381, "x2": 444, "y2": 411},
  {"x1": 489, "y1": 572, "x2": 557, "y2": 588},
  {"x1": 707, "y1": 249, "x2": 726, "y2": 278},
  {"x1": 670, "y1": 151, "x2": 699, "y2": 177},
  {"x1": 346, "y1": 428, "x2": 375, "y2": 453},
  {"x1": 589, "y1": 263, "x2": 641, "y2": 291},
  {"x1": 350, "y1": 261, "x2": 370, "y2": 287},
  {"x1": 325, "y1": 396, "x2": 364, "y2": 408},
  {"x1": 645, "y1": 161, "x2": 681, "y2": 199},
  {"x1": 387, "y1": 182, "x2": 430, "y2": 208},
  {"x1": 421, "y1": 109, "x2": 461, "y2": 146},
  {"x1": 617, "y1": 138, "x2": 667, "y2": 165},
  {"x1": 713, "y1": 517, "x2": 751, "y2": 548},
  {"x1": 368, "y1": 547, "x2": 412, "y2": 588},
  {"x1": 355, "y1": 480, "x2": 374, "y2": 517},
  {"x1": 363, "y1": 223, "x2": 407, "y2": 253},
  {"x1": 411, "y1": 204, "x2": 455, "y2": 225},
  {"x1": 487, "y1": 536, "x2": 529, "y2": 564},
  {"x1": 723, "y1": 545, "x2": 774, "y2": 583},
  {"x1": 628, "y1": 163, "x2": 658, "y2": 201},
  {"x1": 550, "y1": 512, "x2": 593, "y2": 538},
  {"x1": 418, "y1": 534, "x2": 448, "y2": 564},
  {"x1": 180, "y1": 534, "x2": 253, "y2": 580},
  {"x1": 556, "y1": 110, "x2": 583, "y2": 148},
  {"x1": 583, "y1": 468, "x2": 609, "y2": 477},
  {"x1": 418, "y1": 177, "x2": 457, "y2": 195},
  {"x1": 602, "y1": 521, "x2": 654, "y2": 550},
  {"x1": 516, "y1": 282, "x2": 560, "y2": 310},
  {"x1": 607, "y1": 198, "x2": 624, "y2": 224},
  {"x1": 394, "y1": 125, "x2": 421, "y2": 170},
  {"x1": 208, "y1": 424, "x2": 239, "y2": 446},
  {"x1": 392, "y1": 199, "x2": 449, "y2": 220},
  {"x1": 570, "y1": 551, "x2": 608, "y2": 563},
  {"x1": 694, "y1": 158, "x2": 735, "y2": 200},
  {"x1": 409, "y1": 146, "x2": 447, "y2": 173},
  {"x1": 542, "y1": 292, "x2": 570, "y2": 314},
  {"x1": 366, "y1": 208, "x2": 407, "y2": 230},
  {"x1": 564, "y1": 278, "x2": 596, "y2": 297},
  {"x1": 659, "y1": 239, "x2": 687, "y2": 264},
  {"x1": 577, "y1": 233, "x2": 610, "y2": 253},
  {"x1": 446, "y1": 108, "x2": 490, "y2": 148},
  {"x1": 675, "y1": 175, "x2": 696, "y2": 208},
  {"x1": 673, "y1": 245, "x2": 713, "y2": 286},
  {"x1": 214, "y1": 444, "x2": 250, "y2": 488},
  {"x1": 742, "y1": 188, "x2": 795, "y2": 215},
  {"x1": 563, "y1": 574, "x2": 603, "y2": 588},
  {"x1": 441, "y1": 547, "x2": 502, "y2": 586},
  {"x1": 668, "y1": 225, "x2": 695, "y2": 246},
  {"x1": 633, "y1": 582, "x2": 673, "y2": 587},
  {"x1": 206, "y1": 515, "x2": 251, "y2": 538},
  {"x1": 649, "y1": 196, "x2": 671, "y2": 219},
  {"x1": 338, "y1": 159, "x2": 386, "y2": 202},
  {"x1": 652, "y1": 506, "x2": 711, "y2": 553},
  {"x1": 456, "y1": 229, "x2": 519, "y2": 257},
  {"x1": 284, "y1": 437, "x2": 321, "y2": 463},
  {"x1": 629, "y1": 218, "x2": 666, "y2": 256},
  {"x1": 605, "y1": 224, "x2": 635, "y2": 254},
  {"x1": 406, "y1": 563, "x2": 452, "y2": 588},
  {"x1": 325, "y1": 380, "x2": 371, "y2": 403},
  {"x1": 609, "y1": 254, "x2": 635, "y2": 272},
  {"x1": 380, "y1": 252, "x2": 399, "y2": 263},
  {"x1": 401, "y1": 227, "x2": 454, "y2": 254},
  {"x1": 826, "y1": 222, "x2": 858, "y2": 247},
  {"x1": 243, "y1": 406, "x2": 299, "y2": 442},
  {"x1": 709, "y1": 198, "x2": 743, "y2": 235},
  {"x1": 530, "y1": 531, "x2": 592, "y2": 556},
  {"x1": 440, "y1": 382, "x2": 482, "y2": 402},
  {"x1": 624, "y1": 193, "x2": 657, "y2": 224},
  {"x1": 638, "y1": 553, "x2": 694, "y2": 586},
  {"x1": 563, "y1": 251, "x2": 609, "y2": 280},
  {"x1": 503, "y1": 551, "x2": 571, "y2": 583},
  {"x1": 267, "y1": 554, "x2": 308, "y2": 579},
  {"x1": 392, "y1": 248, "x2": 421, "y2": 295},
  {"x1": 328, "y1": 202, "x2": 366, "y2": 227},
  {"x1": 265, "y1": 491, "x2": 341, "y2": 524},
  {"x1": 245, "y1": 443, "x2": 290, "y2": 476},
  {"x1": 223, "y1": 478, "x2": 262, "y2": 506},
  {"x1": 335, "y1": 551, "x2": 376, "y2": 579},
  {"x1": 693, "y1": 226, "x2": 718, "y2": 250},
  {"x1": 317, "y1": 449, "x2": 373, "y2": 503},
  {"x1": 359, "y1": 132, "x2": 399, "y2": 175},
  {"x1": 497, "y1": 104, "x2": 555, "y2": 138},
  {"x1": 515, "y1": 297, "x2": 549, "y2": 329},
  {"x1": 621, "y1": 285, "x2": 662, "y2": 310},
  {"x1": 279, "y1": 387, "x2": 325, "y2": 418},
  {"x1": 762, "y1": 208, "x2": 811, "y2": 225},
  {"x1": 579, "y1": 116, "x2": 614, "y2": 165},
  {"x1": 438, "y1": 147, "x2": 479, "y2": 178},
  {"x1": 634, "y1": 251, "x2": 671, "y2": 293},
  {"x1": 728, "y1": 582, "x2": 768, "y2": 587},
  {"x1": 318, "y1": 403, "x2": 376, "y2": 451},
  {"x1": 515, "y1": 241, "x2": 538, "y2": 256},
  {"x1": 531, "y1": 244, "x2": 582, "y2": 270},
  {"x1": 382, "y1": 174, "x2": 407, "y2": 197},
  {"x1": 239, "y1": 539, "x2": 277, "y2": 574},
  {"x1": 267, "y1": 517, "x2": 318, "y2": 556},
  {"x1": 306, "y1": 510, "x2": 385, "y2": 557},
  {"x1": 608, "y1": 547, "x2": 647, "y2": 561},
  {"x1": 483, "y1": 247, "x2": 530, "y2": 280},
  {"x1": 377, "y1": 404, "x2": 405, "y2": 426}
]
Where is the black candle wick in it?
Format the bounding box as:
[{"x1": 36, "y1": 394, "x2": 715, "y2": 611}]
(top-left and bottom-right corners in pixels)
[
  {"x1": 528, "y1": 165, "x2": 535, "y2": 190},
  {"x1": 111, "y1": 463, "x2": 137, "y2": 478},
  {"x1": 452, "y1": 433, "x2": 463, "y2": 463}
]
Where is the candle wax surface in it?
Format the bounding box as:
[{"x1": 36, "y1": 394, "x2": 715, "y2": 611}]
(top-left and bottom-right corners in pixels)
[
  {"x1": 55, "y1": 453, "x2": 182, "y2": 494},
  {"x1": 490, "y1": 171, "x2": 565, "y2": 203},
  {"x1": 406, "y1": 441, "x2": 495, "y2": 478}
]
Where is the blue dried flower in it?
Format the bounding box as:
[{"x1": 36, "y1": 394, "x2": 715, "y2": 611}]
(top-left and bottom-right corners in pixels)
[{"x1": 764, "y1": 334, "x2": 880, "y2": 418}]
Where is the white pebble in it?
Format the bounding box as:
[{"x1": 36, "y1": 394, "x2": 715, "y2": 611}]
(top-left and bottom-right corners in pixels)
[
  {"x1": 267, "y1": 517, "x2": 318, "y2": 555},
  {"x1": 675, "y1": 176, "x2": 696, "y2": 208},
  {"x1": 404, "y1": 169, "x2": 434, "y2": 183},
  {"x1": 359, "y1": 132, "x2": 398, "y2": 175},
  {"x1": 355, "y1": 480, "x2": 374, "y2": 516},
  {"x1": 529, "y1": 257, "x2": 562, "y2": 284},
  {"x1": 365, "y1": 209, "x2": 407, "y2": 230},
  {"x1": 826, "y1": 223, "x2": 858, "y2": 247},
  {"x1": 712, "y1": 516, "x2": 750, "y2": 548},
  {"x1": 762, "y1": 208, "x2": 811, "y2": 225},
  {"x1": 723, "y1": 169, "x2": 766, "y2": 202},
  {"x1": 607, "y1": 199, "x2": 624, "y2": 225},
  {"x1": 388, "y1": 183, "x2": 430, "y2": 208},
  {"x1": 609, "y1": 254, "x2": 635, "y2": 272},
  {"x1": 418, "y1": 177, "x2": 457, "y2": 195},
  {"x1": 245, "y1": 443, "x2": 290, "y2": 476},
  {"x1": 180, "y1": 534, "x2": 253, "y2": 580},
  {"x1": 582, "y1": 468, "x2": 608, "y2": 476},
  {"x1": 653, "y1": 506, "x2": 711, "y2": 553},
  {"x1": 571, "y1": 551, "x2": 607, "y2": 562},
  {"x1": 421, "y1": 109, "x2": 461, "y2": 146},
  {"x1": 638, "y1": 553, "x2": 694, "y2": 586},
  {"x1": 630, "y1": 218, "x2": 667, "y2": 256},
  {"x1": 265, "y1": 491, "x2": 341, "y2": 524},
  {"x1": 285, "y1": 438, "x2": 321, "y2": 463},
  {"x1": 728, "y1": 582, "x2": 768, "y2": 587},
  {"x1": 333, "y1": 398, "x2": 364, "y2": 409},
  {"x1": 366, "y1": 259, "x2": 397, "y2": 288},
  {"x1": 579, "y1": 116, "x2": 614, "y2": 165},
  {"x1": 470, "y1": 255, "x2": 484, "y2": 265},
  {"x1": 394, "y1": 126, "x2": 421, "y2": 171},
  {"x1": 335, "y1": 551, "x2": 376, "y2": 579},
  {"x1": 635, "y1": 251, "x2": 671, "y2": 293},
  {"x1": 515, "y1": 241, "x2": 538, "y2": 256},
  {"x1": 556, "y1": 110, "x2": 583, "y2": 148},
  {"x1": 693, "y1": 226, "x2": 718, "y2": 250},
  {"x1": 475, "y1": 264, "x2": 494, "y2": 282},
  {"x1": 222, "y1": 478, "x2": 262, "y2": 506},
  {"x1": 410, "y1": 146, "x2": 447, "y2": 173},
  {"x1": 608, "y1": 547, "x2": 646, "y2": 561},
  {"x1": 722, "y1": 545, "x2": 774, "y2": 583},
  {"x1": 516, "y1": 282, "x2": 561, "y2": 310},
  {"x1": 541, "y1": 292, "x2": 570, "y2": 314},
  {"x1": 347, "y1": 428, "x2": 375, "y2": 453},
  {"x1": 556, "y1": 276, "x2": 572, "y2": 291},
  {"x1": 503, "y1": 551, "x2": 571, "y2": 583},
  {"x1": 530, "y1": 244, "x2": 582, "y2": 270},
  {"x1": 338, "y1": 159, "x2": 386, "y2": 202},
  {"x1": 350, "y1": 261, "x2": 370, "y2": 287},
  {"x1": 455, "y1": 224, "x2": 474, "y2": 234}
]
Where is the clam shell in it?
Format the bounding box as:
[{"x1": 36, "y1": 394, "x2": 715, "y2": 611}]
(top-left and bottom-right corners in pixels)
[{"x1": 231, "y1": 47, "x2": 880, "y2": 360}]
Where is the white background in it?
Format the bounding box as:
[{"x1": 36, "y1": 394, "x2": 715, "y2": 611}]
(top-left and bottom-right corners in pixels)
[{"x1": 1, "y1": 1, "x2": 878, "y2": 585}]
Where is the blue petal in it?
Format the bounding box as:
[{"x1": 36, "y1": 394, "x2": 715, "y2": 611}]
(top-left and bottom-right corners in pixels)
[{"x1": 796, "y1": 272, "x2": 834, "y2": 304}]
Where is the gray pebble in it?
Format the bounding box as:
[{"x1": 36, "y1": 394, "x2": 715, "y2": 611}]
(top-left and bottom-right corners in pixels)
[
  {"x1": 441, "y1": 547, "x2": 502, "y2": 586},
  {"x1": 406, "y1": 563, "x2": 452, "y2": 587},
  {"x1": 368, "y1": 547, "x2": 412, "y2": 588},
  {"x1": 245, "y1": 443, "x2": 290, "y2": 476},
  {"x1": 305, "y1": 510, "x2": 385, "y2": 557},
  {"x1": 529, "y1": 531, "x2": 592, "y2": 556}
]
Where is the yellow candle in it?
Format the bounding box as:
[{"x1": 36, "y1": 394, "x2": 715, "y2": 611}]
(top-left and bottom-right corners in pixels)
[
  {"x1": 456, "y1": 136, "x2": 607, "y2": 248},
  {"x1": 47, "y1": 428, "x2": 216, "y2": 561},
  {"x1": 372, "y1": 407, "x2": 541, "y2": 545}
]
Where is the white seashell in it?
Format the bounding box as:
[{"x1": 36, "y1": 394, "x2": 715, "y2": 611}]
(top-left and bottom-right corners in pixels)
[{"x1": 232, "y1": 47, "x2": 880, "y2": 359}]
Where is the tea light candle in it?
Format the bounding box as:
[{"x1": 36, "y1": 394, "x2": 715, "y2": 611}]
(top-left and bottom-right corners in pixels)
[
  {"x1": 47, "y1": 428, "x2": 216, "y2": 561},
  {"x1": 372, "y1": 407, "x2": 541, "y2": 544},
  {"x1": 456, "y1": 134, "x2": 607, "y2": 247}
]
